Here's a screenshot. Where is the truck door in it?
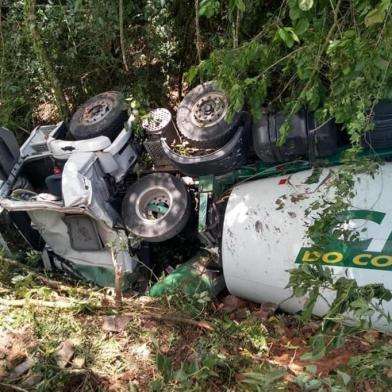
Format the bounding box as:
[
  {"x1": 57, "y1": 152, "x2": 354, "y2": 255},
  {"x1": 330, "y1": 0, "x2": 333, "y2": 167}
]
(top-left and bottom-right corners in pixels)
[{"x1": 0, "y1": 127, "x2": 44, "y2": 252}]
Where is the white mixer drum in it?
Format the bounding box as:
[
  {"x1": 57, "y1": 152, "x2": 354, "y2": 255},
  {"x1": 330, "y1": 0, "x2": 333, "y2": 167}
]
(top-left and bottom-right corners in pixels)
[{"x1": 222, "y1": 163, "x2": 392, "y2": 331}]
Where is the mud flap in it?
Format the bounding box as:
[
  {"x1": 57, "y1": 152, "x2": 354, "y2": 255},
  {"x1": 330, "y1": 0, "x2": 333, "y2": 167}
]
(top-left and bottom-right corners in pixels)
[{"x1": 0, "y1": 127, "x2": 19, "y2": 182}]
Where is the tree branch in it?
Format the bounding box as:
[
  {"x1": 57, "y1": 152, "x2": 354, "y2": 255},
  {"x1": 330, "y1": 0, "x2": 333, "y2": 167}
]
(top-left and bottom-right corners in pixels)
[
  {"x1": 0, "y1": 297, "x2": 88, "y2": 309},
  {"x1": 125, "y1": 311, "x2": 214, "y2": 331}
]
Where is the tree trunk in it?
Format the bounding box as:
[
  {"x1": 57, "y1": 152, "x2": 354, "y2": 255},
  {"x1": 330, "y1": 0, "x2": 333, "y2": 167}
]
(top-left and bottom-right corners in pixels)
[
  {"x1": 233, "y1": 8, "x2": 240, "y2": 49},
  {"x1": 0, "y1": 0, "x2": 5, "y2": 101},
  {"x1": 194, "y1": 0, "x2": 202, "y2": 63},
  {"x1": 119, "y1": 0, "x2": 129, "y2": 72},
  {"x1": 23, "y1": 0, "x2": 70, "y2": 119},
  {"x1": 111, "y1": 248, "x2": 123, "y2": 309}
]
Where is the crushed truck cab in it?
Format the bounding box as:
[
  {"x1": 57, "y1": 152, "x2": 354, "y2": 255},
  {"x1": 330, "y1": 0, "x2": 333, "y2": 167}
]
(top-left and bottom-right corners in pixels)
[{"x1": 0, "y1": 120, "x2": 138, "y2": 285}]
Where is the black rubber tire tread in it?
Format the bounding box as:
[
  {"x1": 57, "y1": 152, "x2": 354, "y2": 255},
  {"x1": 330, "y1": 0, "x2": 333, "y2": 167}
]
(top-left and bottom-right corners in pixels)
[
  {"x1": 365, "y1": 130, "x2": 392, "y2": 149},
  {"x1": 162, "y1": 113, "x2": 251, "y2": 176},
  {"x1": 70, "y1": 91, "x2": 128, "y2": 141},
  {"x1": 176, "y1": 81, "x2": 240, "y2": 149},
  {"x1": 122, "y1": 173, "x2": 191, "y2": 243},
  {"x1": 252, "y1": 114, "x2": 275, "y2": 163},
  {"x1": 372, "y1": 100, "x2": 392, "y2": 118}
]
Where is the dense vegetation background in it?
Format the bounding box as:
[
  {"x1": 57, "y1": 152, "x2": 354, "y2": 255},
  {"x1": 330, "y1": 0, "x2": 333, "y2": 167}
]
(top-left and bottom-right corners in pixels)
[
  {"x1": 1, "y1": 0, "x2": 390, "y2": 146},
  {"x1": 0, "y1": 0, "x2": 198, "y2": 133},
  {"x1": 1, "y1": 2, "x2": 392, "y2": 390}
]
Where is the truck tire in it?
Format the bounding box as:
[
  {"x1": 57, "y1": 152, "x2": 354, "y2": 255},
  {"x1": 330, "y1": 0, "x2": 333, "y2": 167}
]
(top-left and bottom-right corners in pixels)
[
  {"x1": 364, "y1": 130, "x2": 392, "y2": 149},
  {"x1": 162, "y1": 113, "x2": 251, "y2": 176},
  {"x1": 176, "y1": 81, "x2": 240, "y2": 149},
  {"x1": 70, "y1": 91, "x2": 128, "y2": 141},
  {"x1": 365, "y1": 100, "x2": 392, "y2": 149},
  {"x1": 252, "y1": 110, "x2": 337, "y2": 163},
  {"x1": 122, "y1": 173, "x2": 191, "y2": 243}
]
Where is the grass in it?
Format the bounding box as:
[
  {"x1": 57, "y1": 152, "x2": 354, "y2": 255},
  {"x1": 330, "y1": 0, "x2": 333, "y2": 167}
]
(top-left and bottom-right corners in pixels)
[{"x1": 0, "y1": 258, "x2": 391, "y2": 391}]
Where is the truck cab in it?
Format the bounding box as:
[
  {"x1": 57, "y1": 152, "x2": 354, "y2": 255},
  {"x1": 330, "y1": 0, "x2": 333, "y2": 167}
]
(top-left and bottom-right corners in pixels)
[{"x1": 0, "y1": 119, "x2": 138, "y2": 287}]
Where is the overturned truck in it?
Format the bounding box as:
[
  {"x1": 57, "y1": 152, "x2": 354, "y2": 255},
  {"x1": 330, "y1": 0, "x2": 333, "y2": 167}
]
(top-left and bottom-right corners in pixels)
[{"x1": 1, "y1": 85, "x2": 392, "y2": 331}]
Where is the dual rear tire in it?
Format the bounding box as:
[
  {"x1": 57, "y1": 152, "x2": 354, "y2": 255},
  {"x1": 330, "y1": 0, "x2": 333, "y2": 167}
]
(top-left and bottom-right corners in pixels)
[
  {"x1": 121, "y1": 173, "x2": 191, "y2": 243},
  {"x1": 176, "y1": 81, "x2": 240, "y2": 149}
]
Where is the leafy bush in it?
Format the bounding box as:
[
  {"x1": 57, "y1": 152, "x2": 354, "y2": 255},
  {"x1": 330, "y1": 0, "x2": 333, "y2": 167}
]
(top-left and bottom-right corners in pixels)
[{"x1": 192, "y1": 0, "x2": 392, "y2": 146}]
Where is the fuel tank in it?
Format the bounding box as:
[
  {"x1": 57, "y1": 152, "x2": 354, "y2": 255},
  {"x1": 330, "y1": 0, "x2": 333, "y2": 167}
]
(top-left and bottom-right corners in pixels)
[{"x1": 222, "y1": 162, "x2": 392, "y2": 331}]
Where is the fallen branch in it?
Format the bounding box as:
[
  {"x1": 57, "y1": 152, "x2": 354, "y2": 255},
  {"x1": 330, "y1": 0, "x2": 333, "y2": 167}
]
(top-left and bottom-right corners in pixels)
[
  {"x1": 0, "y1": 382, "x2": 29, "y2": 392},
  {"x1": 1, "y1": 255, "x2": 146, "y2": 306},
  {"x1": 126, "y1": 312, "x2": 214, "y2": 331},
  {"x1": 0, "y1": 295, "x2": 213, "y2": 330},
  {"x1": 0, "y1": 298, "x2": 88, "y2": 309},
  {"x1": 0, "y1": 255, "x2": 95, "y2": 296}
]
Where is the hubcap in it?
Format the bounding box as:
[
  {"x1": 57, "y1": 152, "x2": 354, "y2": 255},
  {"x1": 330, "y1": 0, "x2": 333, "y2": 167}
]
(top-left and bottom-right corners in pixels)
[
  {"x1": 191, "y1": 92, "x2": 228, "y2": 127},
  {"x1": 136, "y1": 188, "x2": 172, "y2": 222},
  {"x1": 81, "y1": 98, "x2": 113, "y2": 125}
]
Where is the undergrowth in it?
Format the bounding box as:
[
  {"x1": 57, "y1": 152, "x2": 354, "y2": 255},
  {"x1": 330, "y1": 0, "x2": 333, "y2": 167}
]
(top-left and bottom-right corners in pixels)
[{"x1": 0, "y1": 257, "x2": 391, "y2": 391}]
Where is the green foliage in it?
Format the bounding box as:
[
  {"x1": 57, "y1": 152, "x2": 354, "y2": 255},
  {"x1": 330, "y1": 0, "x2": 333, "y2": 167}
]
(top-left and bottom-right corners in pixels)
[
  {"x1": 150, "y1": 305, "x2": 271, "y2": 391},
  {"x1": 199, "y1": 0, "x2": 220, "y2": 18},
  {"x1": 191, "y1": 0, "x2": 392, "y2": 146},
  {"x1": 287, "y1": 152, "x2": 386, "y2": 347},
  {"x1": 0, "y1": 261, "x2": 390, "y2": 391},
  {"x1": 305, "y1": 158, "x2": 379, "y2": 249},
  {"x1": 24, "y1": 249, "x2": 42, "y2": 268},
  {"x1": 299, "y1": 0, "x2": 314, "y2": 11},
  {"x1": 0, "y1": 0, "x2": 200, "y2": 134},
  {"x1": 276, "y1": 27, "x2": 300, "y2": 48},
  {"x1": 150, "y1": 350, "x2": 225, "y2": 391},
  {"x1": 288, "y1": 262, "x2": 392, "y2": 358},
  {"x1": 295, "y1": 365, "x2": 351, "y2": 392},
  {"x1": 365, "y1": 0, "x2": 391, "y2": 27},
  {"x1": 202, "y1": 314, "x2": 268, "y2": 362},
  {"x1": 165, "y1": 286, "x2": 211, "y2": 318},
  {"x1": 0, "y1": 255, "x2": 13, "y2": 284},
  {"x1": 239, "y1": 364, "x2": 287, "y2": 391},
  {"x1": 294, "y1": 343, "x2": 392, "y2": 391},
  {"x1": 349, "y1": 343, "x2": 392, "y2": 388}
]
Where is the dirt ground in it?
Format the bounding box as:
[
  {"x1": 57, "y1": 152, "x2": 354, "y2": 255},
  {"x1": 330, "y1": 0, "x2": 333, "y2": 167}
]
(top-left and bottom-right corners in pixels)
[
  {"x1": 0, "y1": 282, "x2": 391, "y2": 392},
  {"x1": 0, "y1": 254, "x2": 391, "y2": 391}
]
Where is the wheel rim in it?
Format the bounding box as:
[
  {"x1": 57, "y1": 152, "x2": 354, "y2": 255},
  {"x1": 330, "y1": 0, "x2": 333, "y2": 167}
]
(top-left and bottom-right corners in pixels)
[
  {"x1": 191, "y1": 92, "x2": 228, "y2": 128},
  {"x1": 136, "y1": 187, "x2": 172, "y2": 222},
  {"x1": 81, "y1": 98, "x2": 113, "y2": 125}
]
